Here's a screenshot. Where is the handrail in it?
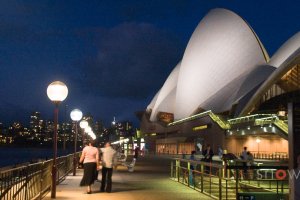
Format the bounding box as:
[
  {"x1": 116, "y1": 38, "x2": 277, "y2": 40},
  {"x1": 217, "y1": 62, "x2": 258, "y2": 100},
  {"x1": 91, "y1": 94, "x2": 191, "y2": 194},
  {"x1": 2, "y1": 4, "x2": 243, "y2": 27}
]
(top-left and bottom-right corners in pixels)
[
  {"x1": 228, "y1": 114, "x2": 275, "y2": 125},
  {"x1": 0, "y1": 152, "x2": 80, "y2": 200},
  {"x1": 168, "y1": 110, "x2": 212, "y2": 126},
  {"x1": 170, "y1": 158, "x2": 289, "y2": 200},
  {"x1": 273, "y1": 119, "x2": 288, "y2": 134},
  {"x1": 208, "y1": 112, "x2": 231, "y2": 130},
  {"x1": 254, "y1": 116, "x2": 288, "y2": 135},
  {"x1": 167, "y1": 111, "x2": 288, "y2": 135},
  {"x1": 168, "y1": 110, "x2": 231, "y2": 130}
]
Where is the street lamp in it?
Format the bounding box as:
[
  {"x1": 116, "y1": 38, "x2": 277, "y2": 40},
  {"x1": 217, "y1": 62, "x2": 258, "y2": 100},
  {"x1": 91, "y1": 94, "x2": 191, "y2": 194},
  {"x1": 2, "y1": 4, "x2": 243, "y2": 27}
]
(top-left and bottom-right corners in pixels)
[
  {"x1": 70, "y1": 109, "x2": 83, "y2": 176},
  {"x1": 47, "y1": 81, "x2": 68, "y2": 199},
  {"x1": 79, "y1": 120, "x2": 88, "y2": 146},
  {"x1": 85, "y1": 126, "x2": 92, "y2": 133}
]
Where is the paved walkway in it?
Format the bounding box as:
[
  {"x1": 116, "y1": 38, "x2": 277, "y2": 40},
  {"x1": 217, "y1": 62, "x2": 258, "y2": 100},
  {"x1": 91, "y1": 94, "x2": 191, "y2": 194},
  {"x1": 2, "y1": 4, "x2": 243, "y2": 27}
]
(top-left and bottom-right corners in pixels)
[{"x1": 44, "y1": 155, "x2": 213, "y2": 200}]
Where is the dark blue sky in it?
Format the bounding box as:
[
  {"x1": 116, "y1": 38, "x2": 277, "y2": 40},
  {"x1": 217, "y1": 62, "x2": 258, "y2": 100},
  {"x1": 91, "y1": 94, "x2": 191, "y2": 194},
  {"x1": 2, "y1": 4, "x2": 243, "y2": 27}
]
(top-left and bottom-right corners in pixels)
[{"x1": 1, "y1": 0, "x2": 300, "y2": 127}]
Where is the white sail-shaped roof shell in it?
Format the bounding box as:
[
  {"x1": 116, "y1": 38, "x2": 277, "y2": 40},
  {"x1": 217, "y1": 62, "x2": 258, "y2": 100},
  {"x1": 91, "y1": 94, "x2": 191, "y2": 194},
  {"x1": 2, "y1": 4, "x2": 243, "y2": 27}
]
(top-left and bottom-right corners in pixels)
[
  {"x1": 147, "y1": 90, "x2": 160, "y2": 112},
  {"x1": 240, "y1": 32, "x2": 300, "y2": 116},
  {"x1": 174, "y1": 8, "x2": 268, "y2": 120},
  {"x1": 150, "y1": 62, "x2": 181, "y2": 121},
  {"x1": 269, "y1": 32, "x2": 300, "y2": 68}
]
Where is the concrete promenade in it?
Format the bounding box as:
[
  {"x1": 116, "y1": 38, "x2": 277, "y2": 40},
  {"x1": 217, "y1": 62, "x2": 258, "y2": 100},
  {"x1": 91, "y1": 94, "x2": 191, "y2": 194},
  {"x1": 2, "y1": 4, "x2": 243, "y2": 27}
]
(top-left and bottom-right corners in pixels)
[{"x1": 44, "y1": 155, "x2": 213, "y2": 200}]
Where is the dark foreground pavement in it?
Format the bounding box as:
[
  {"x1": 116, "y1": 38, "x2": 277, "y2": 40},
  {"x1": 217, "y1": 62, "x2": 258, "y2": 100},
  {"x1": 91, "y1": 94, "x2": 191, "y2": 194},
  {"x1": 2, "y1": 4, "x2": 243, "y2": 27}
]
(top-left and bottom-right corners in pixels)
[{"x1": 44, "y1": 155, "x2": 213, "y2": 200}]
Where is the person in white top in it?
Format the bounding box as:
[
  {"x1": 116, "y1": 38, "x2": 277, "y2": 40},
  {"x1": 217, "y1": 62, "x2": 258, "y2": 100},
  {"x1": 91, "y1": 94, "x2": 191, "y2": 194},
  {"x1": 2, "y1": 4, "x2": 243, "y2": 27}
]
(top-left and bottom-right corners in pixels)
[
  {"x1": 79, "y1": 140, "x2": 99, "y2": 194},
  {"x1": 100, "y1": 142, "x2": 116, "y2": 193}
]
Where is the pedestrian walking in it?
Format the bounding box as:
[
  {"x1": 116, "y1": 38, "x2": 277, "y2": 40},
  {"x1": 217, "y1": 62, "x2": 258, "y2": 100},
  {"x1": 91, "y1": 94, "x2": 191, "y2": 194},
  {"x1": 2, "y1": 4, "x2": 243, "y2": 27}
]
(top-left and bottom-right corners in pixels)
[
  {"x1": 100, "y1": 142, "x2": 117, "y2": 193},
  {"x1": 134, "y1": 146, "x2": 140, "y2": 160},
  {"x1": 79, "y1": 140, "x2": 99, "y2": 194}
]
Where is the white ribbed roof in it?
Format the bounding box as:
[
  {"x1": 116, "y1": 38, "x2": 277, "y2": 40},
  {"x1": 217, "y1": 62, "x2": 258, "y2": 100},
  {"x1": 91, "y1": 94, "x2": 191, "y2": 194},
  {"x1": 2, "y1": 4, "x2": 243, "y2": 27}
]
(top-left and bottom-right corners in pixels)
[
  {"x1": 174, "y1": 8, "x2": 268, "y2": 119},
  {"x1": 147, "y1": 90, "x2": 160, "y2": 111},
  {"x1": 150, "y1": 62, "x2": 180, "y2": 121},
  {"x1": 269, "y1": 32, "x2": 300, "y2": 68},
  {"x1": 240, "y1": 32, "x2": 300, "y2": 116}
]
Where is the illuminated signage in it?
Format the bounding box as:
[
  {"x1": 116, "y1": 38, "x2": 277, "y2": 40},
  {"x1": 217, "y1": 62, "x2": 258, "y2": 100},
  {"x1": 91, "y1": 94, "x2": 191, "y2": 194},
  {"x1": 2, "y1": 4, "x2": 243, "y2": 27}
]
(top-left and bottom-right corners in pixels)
[{"x1": 192, "y1": 124, "x2": 209, "y2": 131}]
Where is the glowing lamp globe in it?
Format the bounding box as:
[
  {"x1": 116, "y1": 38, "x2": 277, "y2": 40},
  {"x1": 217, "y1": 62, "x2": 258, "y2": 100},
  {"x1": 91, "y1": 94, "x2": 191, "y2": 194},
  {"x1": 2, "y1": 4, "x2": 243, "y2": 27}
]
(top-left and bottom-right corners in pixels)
[
  {"x1": 47, "y1": 81, "x2": 68, "y2": 103},
  {"x1": 70, "y1": 109, "x2": 83, "y2": 121},
  {"x1": 80, "y1": 120, "x2": 88, "y2": 129},
  {"x1": 85, "y1": 126, "x2": 92, "y2": 133}
]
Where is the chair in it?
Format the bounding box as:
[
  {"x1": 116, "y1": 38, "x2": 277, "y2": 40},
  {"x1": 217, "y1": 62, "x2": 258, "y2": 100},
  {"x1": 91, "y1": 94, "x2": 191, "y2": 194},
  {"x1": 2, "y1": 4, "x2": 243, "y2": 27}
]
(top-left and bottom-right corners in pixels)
[{"x1": 125, "y1": 158, "x2": 136, "y2": 172}]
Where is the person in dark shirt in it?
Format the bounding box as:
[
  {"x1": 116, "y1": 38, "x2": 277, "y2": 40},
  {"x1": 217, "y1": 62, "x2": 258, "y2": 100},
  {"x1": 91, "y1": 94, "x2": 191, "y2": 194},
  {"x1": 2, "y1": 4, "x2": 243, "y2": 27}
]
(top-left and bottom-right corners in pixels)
[
  {"x1": 202, "y1": 144, "x2": 214, "y2": 162},
  {"x1": 134, "y1": 146, "x2": 140, "y2": 160},
  {"x1": 190, "y1": 150, "x2": 196, "y2": 170}
]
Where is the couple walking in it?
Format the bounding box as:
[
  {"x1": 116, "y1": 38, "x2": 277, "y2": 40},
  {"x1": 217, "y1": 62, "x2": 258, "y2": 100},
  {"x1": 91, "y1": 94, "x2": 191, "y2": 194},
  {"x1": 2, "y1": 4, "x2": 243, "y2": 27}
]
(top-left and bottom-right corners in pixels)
[{"x1": 79, "y1": 141, "x2": 116, "y2": 194}]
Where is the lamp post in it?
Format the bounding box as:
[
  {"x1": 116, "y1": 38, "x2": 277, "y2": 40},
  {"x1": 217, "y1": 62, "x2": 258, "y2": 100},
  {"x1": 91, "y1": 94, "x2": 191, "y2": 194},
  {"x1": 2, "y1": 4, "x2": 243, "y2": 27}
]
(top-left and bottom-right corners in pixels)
[
  {"x1": 70, "y1": 109, "x2": 83, "y2": 176},
  {"x1": 47, "y1": 81, "x2": 68, "y2": 199},
  {"x1": 79, "y1": 120, "x2": 88, "y2": 146}
]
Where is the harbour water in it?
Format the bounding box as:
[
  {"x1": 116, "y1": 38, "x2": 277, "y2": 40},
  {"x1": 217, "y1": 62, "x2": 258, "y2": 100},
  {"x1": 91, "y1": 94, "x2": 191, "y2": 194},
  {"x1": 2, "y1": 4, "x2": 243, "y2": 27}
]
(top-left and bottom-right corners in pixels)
[{"x1": 0, "y1": 146, "x2": 72, "y2": 169}]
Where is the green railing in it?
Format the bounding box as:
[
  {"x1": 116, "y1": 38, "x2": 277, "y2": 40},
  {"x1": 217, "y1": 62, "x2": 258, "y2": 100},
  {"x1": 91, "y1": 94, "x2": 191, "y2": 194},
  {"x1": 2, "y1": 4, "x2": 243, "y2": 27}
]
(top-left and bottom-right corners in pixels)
[
  {"x1": 168, "y1": 110, "x2": 212, "y2": 126},
  {"x1": 208, "y1": 112, "x2": 231, "y2": 130},
  {"x1": 228, "y1": 114, "x2": 275, "y2": 125},
  {"x1": 168, "y1": 110, "x2": 231, "y2": 130},
  {"x1": 170, "y1": 158, "x2": 289, "y2": 200},
  {"x1": 273, "y1": 119, "x2": 288, "y2": 134},
  {"x1": 167, "y1": 111, "x2": 288, "y2": 135},
  {"x1": 254, "y1": 116, "x2": 288, "y2": 135},
  {"x1": 0, "y1": 152, "x2": 80, "y2": 200}
]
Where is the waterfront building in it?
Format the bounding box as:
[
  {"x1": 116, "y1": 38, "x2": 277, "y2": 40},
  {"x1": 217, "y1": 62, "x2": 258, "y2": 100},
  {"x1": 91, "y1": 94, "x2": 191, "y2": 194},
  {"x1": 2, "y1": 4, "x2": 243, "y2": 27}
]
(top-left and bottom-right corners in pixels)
[
  {"x1": 43, "y1": 119, "x2": 54, "y2": 142},
  {"x1": 94, "y1": 120, "x2": 104, "y2": 137},
  {"x1": 30, "y1": 112, "x2": 43, "y2": 140},
  {"x1": 139, "y1": 8, "x2": 299, "y2": 159}
]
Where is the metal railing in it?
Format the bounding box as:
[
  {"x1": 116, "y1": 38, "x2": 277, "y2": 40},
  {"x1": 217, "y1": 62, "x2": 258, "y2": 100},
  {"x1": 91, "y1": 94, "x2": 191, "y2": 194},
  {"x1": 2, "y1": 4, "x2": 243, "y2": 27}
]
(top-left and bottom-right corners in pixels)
[
  {"x1": 273, "y1": 119, "x2": 288, "y2": 134},
  {"x1": 254, "y1": 116, "x2": 288, "y2": 135},
  {"x1": 228, "y1": 114, "x2": 275, "y2": 125},
  {"x1": 167, "y1": 111, "x2": 288, "y2": 135},
  {"x1": 208, "y1": 112, "x2": 231, "y2": 130},
  {"x1": 168, "y1": 110, "x2": 231, "y2": 130},
  {"x1": 0, "y1": 152, "x2": 80, "y2": 200},
  {"x1": 170, "y1": 158, "x2": 289, "y2": 200}
]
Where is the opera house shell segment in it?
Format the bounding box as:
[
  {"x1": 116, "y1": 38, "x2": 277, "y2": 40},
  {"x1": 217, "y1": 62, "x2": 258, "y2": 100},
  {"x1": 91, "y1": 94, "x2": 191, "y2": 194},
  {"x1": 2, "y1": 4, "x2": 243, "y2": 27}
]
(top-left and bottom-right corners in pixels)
[
  {"x1": 240, "y1": 32, "x2": 300, "y2": 116},
  {"x1": 147, "y1": 8, "x2": 300, "y2": 123},
  {"x1": 140, "y1": 8, "x2": 299, "y2": 164},
  {"x1": 150, "y1": 62, "x2": 181, "y2": 121},
  {"x1": 175, "y1": 8, "x2": 268, "y2": 120}
]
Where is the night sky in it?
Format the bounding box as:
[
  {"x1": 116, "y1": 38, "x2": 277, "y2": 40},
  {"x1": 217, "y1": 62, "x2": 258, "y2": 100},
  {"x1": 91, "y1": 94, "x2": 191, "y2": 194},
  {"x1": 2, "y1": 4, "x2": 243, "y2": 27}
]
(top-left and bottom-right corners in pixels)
[{"x1": 1, "y1": 0, "x2": 300, "y2": 127}]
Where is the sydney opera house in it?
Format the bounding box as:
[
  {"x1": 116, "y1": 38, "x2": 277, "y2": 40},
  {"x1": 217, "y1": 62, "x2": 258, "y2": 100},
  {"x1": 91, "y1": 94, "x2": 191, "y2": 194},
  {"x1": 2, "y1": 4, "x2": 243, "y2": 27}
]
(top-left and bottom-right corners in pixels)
[{"x1": 138, "y1": 8, "x2": 300, "y2": 158}]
